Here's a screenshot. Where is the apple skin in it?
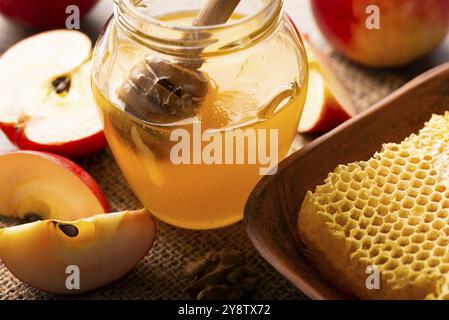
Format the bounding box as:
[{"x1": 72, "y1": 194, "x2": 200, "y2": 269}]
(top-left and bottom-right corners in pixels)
[
  {"x1": 0, "y1": 122, "x2": 107, "y2": 159},
  {"x1": 0, "y1": 0, "x2": 99, "y2": 29},
  {"x1": 311, "y1": 0, "x2": 449, "y2": 68}
]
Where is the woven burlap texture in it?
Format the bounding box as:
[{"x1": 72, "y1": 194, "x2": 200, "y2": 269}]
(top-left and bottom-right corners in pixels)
[{"x1": 0, "y1": 49, "x2": 407, "y2": 300}]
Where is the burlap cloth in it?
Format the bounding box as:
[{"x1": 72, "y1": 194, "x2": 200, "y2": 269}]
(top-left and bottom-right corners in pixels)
[{"x1": 0, "y1": 48, "x2": 412, "y2": 300}]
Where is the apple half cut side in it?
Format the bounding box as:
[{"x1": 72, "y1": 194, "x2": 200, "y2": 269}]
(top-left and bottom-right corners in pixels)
[
  {"x1": 0, "y1": 30, "x2": 107, "y2": 158},
  {"x1": 0, "y1": 150, "x2": 109, "y2": 222},
  {"x1": 298, "y1": 36, "x2": 356, "y2": 133},
  {"x1": 0, "y1": 209, "x2": 156, "y2": 294}
]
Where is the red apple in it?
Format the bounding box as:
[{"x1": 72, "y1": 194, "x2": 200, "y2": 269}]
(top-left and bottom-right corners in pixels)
[
  {"x1": 311, "y1": 0, "x2": 449, "y2": 68},
  {"x1": 0, "y1": 150, "x2": 109, "y2": 221},
  {"x1": 0, "y1": 30, "x2": 107, "y2": 158},
  {"x1": 0, "y1": 0, "x2": 99, "y2": 29},
  {"x1": 299, "y1": 37, "x2": 355, "y2": 133}
]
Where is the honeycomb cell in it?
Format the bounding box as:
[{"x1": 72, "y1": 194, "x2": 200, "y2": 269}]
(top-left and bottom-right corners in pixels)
[
  {"x1": 337, "y1": 182, "x2": 348, "y2": 193},
  {"x1": 362, "y1": 207, "x2": 375, "y2": 218},
  {"x1": 411, "y1": 179, "x2": 423, "y2": 188},
  {"x1": 426, "y1": 230, "x2": 440, "y2": 242},
  {"x1": 298, "y1": 112, "x2": 449, "y2": 299},
  {"x1": 434, "y1": 247, "x2": 446, "y2": 257},
  {"x1": 441, "y1": 200, "x2": 449, "y2": 209},
  {"x1": 375, "y1": 255, "x2": 389, "y2": 265},
  {"x1": 387, "y1": 174, "x2": 399, "y2": 184},
  {"x1": 411, "y1": 234, "x2": 425, "y2": 244},
  {"x1": 388, "y1": 231, "x2": 400, "y2": 241},
  {"x1": 391, "y1": 248, "x2": 403, "y2": 259},
  {"x1": 416, "y1": 196, "x2": 428, "y2": 206},
  {"x1": 403, "y1": 198, "x2": 415, "y2": 209},
  {"x1": 374, "y1": 234, "x2": 386, "y2": 244},
  {"x1": 417, "y1": 251, "x2": 430, "y2": 261},
  {"x1": 369, "y1": 247, "x2": 380, "y2": 259},
  {"x1": 385, "y1": 210, "x2": 398, "y2": 222},
  {"x1": 401, "y1": 255, "x2": 414, "y2": 265},
  {"x1": 380, "y1": 224, "x2": 392, "y2": 234},
  {"x1": 407, "y1": 188, "x2": 419, "y2": 198},
  {"x1": 419, "y1": 162, "x2": 431, "y2": 170},
  {"x1": 385, "y1": 260, "x2": 399, "y2": 271},
  {"x1": 437, "y1": 237, "x2": 449, "y2": 246},
  {"x1": 412, "y1": 261, "x2": 425, "y2": 272},
  {"x1": 432, "y1": 220, "x2": 445, "y2": 230},
  {"x1": 439, "y1": 264, "x2": 449, "y2": 273},
  {"x1": 359, "y1": 217, "x2": 370, "y2": 229},
  {"x1": 346, "y1": 189, "x2": 358, "y2": 201},
  {"x1": 334, "y1": 214, "x2": 348, "y2": 227},
  {"x1": 367, "y1": 226, "x2": 379, "y2": 237},
  {"x1": 427, "y1": 259, "x2": 440, "y2": 268},
  {"x1": 421, "y1": 241, "x2": 435, "y2": 251},
  {"x1": 416, "y1": 224, "x2": 430, "y2": 233},
  {"x1": 437, "y1": 211, "x2": 448, "y2": 219},
  {"x1": 361, "y1": 238, "x2": 372, "y2": 250}
]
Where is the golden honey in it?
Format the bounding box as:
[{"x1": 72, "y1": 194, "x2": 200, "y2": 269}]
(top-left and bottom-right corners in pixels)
[{"x1": 92, "y1": 2, "x2": 308, "y2": 229}]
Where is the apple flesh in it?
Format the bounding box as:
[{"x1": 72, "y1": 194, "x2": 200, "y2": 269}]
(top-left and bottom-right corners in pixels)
[
  {"x1": 0, "y1": 130, "x2": 16, "y2": 154},
  {"x1": 0, "y1": 209, "x2": 156, "y2": 294},
  {"x1": 0, "y1": 30, "x2": 107, "y2": 158},
  {"x1": 0, "y1": 150, "x2": 109, "y2": 221},
  {"x1": 299, "y1": 37, "x2": 355, "y2": 133},
  {"x1": 0, "y1": 0, "x2": 99, "y2": 29},
  {"x1": 312, "y1": 0, "x2": 449, "y2": 68}
]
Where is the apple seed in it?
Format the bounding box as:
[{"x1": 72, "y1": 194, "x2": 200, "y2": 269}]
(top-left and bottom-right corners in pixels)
[
  {"x1": 58, "y1": 223, "x2": 79, "y2": 237},
  {"x1": 52, "y1": 76, "x2": 71, "y2": 94}
]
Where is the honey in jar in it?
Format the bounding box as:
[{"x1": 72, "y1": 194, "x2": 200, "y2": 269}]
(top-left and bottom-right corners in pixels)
[{"x1": 92, "y1": 0, "x2": 308, "y2": 229}]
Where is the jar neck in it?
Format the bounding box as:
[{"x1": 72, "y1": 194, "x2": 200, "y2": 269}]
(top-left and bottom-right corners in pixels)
[{"x1": 114, "y1": 0, "x2": 283, "y2": 58}]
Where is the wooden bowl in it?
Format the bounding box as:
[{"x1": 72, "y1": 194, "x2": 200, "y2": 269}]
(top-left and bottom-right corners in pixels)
[{"x1": 244, "y1": 63, "x2": 449, "y2": 300}]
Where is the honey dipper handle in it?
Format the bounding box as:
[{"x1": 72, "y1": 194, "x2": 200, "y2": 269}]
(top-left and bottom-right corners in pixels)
[{"x1": 193, "y1": 0, "x2": 241, "y2": 26}]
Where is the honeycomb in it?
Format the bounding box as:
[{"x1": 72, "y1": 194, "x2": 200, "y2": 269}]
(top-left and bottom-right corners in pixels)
[{"x1": 298, "y1": 112, "x2": 449, "y2": 300}]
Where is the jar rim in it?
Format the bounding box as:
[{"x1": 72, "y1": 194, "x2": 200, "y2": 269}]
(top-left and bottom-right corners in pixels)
[
  {"x1": 115, "y1": 0, "x2": 282, "y2": 32},
  {"x1": 114, "y1": 0, "x2": 284, "y2": 56}
]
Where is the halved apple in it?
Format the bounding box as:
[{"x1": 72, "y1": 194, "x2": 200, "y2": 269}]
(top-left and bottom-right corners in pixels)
[
  {"x1": 298, "y1": 36, "x2": 356, "y2": 133},
  {"x1": 0, "y1": 30, "x2": 107, "y2": 158},
  {"x1": 0, "y1": 210, "x2": 156, "y2": 294},
  {"x1": 0, "y1": 150, "x2": 109, "y2": 221}
]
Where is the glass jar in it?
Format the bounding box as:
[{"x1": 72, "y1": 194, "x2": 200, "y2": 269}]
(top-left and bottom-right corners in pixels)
[{"x1": 91, "y1": 0, "x2": 308, "y2": 230}]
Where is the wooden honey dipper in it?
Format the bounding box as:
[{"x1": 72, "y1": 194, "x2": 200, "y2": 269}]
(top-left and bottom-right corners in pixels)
[{"x1": 118, "y1": 0, "x2": 242, "y2": 122}]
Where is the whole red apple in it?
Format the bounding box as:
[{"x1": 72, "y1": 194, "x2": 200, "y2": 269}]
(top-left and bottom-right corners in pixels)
[
  {"x1": 0, "y1": 0, "x2": 99, "y2": 29},
  {"x1": 312, "y1": 0, "x2": 449, "y2": 68}
]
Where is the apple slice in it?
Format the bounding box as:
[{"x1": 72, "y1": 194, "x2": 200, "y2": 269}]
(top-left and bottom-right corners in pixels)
[
  {"x1": 0, "y1": 150, "x2": 109, "y2": 221},
  {"x1": 0, "y1": 30, "x2": 107, "y2": 158},
  {"x1": 298, "y1": 36, "x2": 356, "y2": 133},
  {"x1": 0, "y1": 209, "x2": 156, "y2": 294}
]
